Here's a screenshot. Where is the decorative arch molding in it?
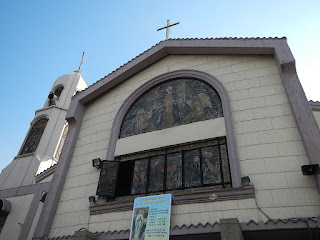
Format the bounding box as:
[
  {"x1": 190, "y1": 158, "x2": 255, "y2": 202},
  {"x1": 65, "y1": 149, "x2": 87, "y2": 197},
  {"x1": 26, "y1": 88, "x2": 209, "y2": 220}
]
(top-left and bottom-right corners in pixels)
[
  {"x1": 30, "y1": 114, "x2": 50, "y2": 126},
  {"x1": 52, "y1": 83, "x2": 65, "y2": 90},
  {"x1": 106, "y1": 70, "x2": 241, "y2": 188}
]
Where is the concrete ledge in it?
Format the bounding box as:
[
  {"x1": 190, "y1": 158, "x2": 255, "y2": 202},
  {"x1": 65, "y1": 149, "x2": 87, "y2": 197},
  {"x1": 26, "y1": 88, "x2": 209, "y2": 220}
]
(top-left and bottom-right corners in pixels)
[
  {"x1": 0, "y1": 182, "x2": 50, "y2": 198},
  {"x1": 73, "y1": 229, "x2": 97, "y2": 240},
  {"x1": 90, "y1": 186, "x2": 255, "y2": 215},
  {"x1": 35, "y1": 164, "x2": 56, "y2": 183},
  {"x1": 115, "y1": 118, "x2": 226, "y2": 156}
]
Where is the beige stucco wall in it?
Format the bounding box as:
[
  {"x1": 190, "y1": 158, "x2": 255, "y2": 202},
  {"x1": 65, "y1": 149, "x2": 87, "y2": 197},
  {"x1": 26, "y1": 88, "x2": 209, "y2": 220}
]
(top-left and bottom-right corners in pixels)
[
  {"x1": 27, "y1": 201, "x2": 44, "y2": 240},
  {"x1": 49, "y1": 55, "x2": 320, "y2": 237},
  {"x1": 115, "y1": 117, "x2": 226, "y2": 156},
  {"x1": 312, "y1": 110, "x2": 320, "y2": 128},
  {"x1": 36, "y1": 173, "x2": 53, "y2": 183},
  {"x1": 0, "y1": 194, "x2": 34, "y2": 240}
]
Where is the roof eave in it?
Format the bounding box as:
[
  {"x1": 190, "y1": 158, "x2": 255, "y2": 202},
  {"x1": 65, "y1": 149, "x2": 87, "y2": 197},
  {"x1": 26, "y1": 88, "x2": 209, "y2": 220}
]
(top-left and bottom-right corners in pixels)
[{"x1": 67, "y1": 38, "x2": 294, "y2": 120}]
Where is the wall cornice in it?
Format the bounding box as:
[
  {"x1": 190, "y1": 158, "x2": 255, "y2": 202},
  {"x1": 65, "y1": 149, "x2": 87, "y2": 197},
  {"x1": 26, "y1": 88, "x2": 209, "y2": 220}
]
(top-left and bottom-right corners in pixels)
[{"x1": 90, "y1": 186, "x2": 255, "y2": 215}]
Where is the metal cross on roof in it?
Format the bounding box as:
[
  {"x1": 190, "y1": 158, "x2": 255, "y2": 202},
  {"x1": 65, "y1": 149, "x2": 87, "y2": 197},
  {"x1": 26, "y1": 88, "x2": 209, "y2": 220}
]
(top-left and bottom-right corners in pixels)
[
  {"x1": 157, "y1": 19, "x2": 180, "y2": 40},
  {"x1": 78, "y1": 52, "x2": 85, "y2": 71}
]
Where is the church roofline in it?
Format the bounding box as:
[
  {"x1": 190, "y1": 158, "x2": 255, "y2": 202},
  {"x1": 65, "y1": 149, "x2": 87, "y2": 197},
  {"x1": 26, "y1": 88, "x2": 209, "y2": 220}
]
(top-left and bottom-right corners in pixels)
[
  {"x1": 68, "y1": 37, "x2": 294, "y2": 119},
  {"x1": 310, "y1": 100, "x2": 320, "y2": 111}
]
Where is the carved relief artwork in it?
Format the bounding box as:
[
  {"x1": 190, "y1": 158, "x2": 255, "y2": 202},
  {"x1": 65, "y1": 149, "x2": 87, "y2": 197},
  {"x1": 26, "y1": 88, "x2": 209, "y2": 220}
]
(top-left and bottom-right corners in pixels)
[
  {"x1": 120, "y1": 79, "x2": 223, "y2": 138},
  {"x1": 20, "y1": 118, "x2": 49, "y2": 155}
]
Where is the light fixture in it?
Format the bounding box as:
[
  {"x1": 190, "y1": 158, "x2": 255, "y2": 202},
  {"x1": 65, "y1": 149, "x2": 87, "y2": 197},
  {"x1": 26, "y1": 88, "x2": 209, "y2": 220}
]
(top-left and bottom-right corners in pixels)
[
  {"x1": 40, "y1": 192, "x2": 47, "y2": 203},
  {"x1": 89, "y1": 196, "x2": 96, "y2": 206},
  {"x1": 209, "y1": 193, "x2": 217, "y2": 201},
  {"x1": 241, "y1": 176, "x2": 251, "y2": 187},
  {"x1": 92, "y1": 158, "x2": 102, "y2": 169},
  {"x1": 301, "y1": 164, "x2": 319, "y2": 175}
]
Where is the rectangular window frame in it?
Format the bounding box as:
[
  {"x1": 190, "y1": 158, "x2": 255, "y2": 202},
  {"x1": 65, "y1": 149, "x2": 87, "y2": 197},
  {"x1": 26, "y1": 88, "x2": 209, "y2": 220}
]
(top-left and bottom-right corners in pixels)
[{"x1": 116, "y1": 137, "x2": 231, "y2": 198}]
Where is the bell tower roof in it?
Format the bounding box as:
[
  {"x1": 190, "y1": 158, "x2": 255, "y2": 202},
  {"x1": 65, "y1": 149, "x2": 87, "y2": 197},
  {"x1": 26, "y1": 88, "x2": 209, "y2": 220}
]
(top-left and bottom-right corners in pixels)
[
  {"x1": 44, "y1": 71, "x2": 88, "y2": 109},
  {"x1": 0, "y1": 70, "x2": 88, "y2": 190}
]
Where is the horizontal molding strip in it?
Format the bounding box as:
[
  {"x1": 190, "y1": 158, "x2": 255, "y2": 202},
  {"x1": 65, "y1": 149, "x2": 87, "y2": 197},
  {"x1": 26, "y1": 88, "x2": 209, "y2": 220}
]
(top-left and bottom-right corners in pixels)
[{"x1": 90, "y1": 186, "x2": 255, "y2": 215}]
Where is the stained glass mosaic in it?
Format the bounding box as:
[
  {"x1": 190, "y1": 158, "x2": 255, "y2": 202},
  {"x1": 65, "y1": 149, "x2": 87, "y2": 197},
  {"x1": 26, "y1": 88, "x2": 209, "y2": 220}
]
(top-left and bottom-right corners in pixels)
[
  {"x1": 96, "y1": 161, "x2": 119, "y2": 197},
  {"x1": 184, "y1": 149, "x2": 202, "y2": 188},
  {"x1": 120, "y1": 79, "x2": 223, "y2": 138},
  {"x1": 132, "y1": 159, "x2": 148, "y2": 195},
  {"x1": 98, "y1": 137, "x2": 231, "y2": 198},
  {"x1": 148, "y1": 155, "x2": 165, "y2": 192},
  {"x1": 166, "y1": 152, "x2": 183, "y2": 190},
  {"x1": 202, "y1": 145, "x2": 221, "y2": 185},
  {"x1": 221, "y1": 144, "x2": 231, "y2": 183},
  {"x1": 20, "y1": 118, "x2": 49, "y2": 155}
]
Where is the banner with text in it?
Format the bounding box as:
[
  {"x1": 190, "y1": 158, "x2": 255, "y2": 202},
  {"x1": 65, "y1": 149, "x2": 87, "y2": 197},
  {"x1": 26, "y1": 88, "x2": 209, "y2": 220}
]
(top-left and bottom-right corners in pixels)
[{"x1": 130, "y1": 194, "x2": 172, "y2": 240}]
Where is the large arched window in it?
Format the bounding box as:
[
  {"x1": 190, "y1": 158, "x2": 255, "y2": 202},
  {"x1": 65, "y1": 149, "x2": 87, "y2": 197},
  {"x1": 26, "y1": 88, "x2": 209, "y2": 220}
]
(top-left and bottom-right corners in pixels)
[
  {"x1": 20, "y1": 118, "x2": 48, "y2": 155},
  {"x1": 120, "y1": 79, "x2": 223, "y2": 138},
  {"x1": 97, "y1": 70, "x2": 241, "y2": 199}
]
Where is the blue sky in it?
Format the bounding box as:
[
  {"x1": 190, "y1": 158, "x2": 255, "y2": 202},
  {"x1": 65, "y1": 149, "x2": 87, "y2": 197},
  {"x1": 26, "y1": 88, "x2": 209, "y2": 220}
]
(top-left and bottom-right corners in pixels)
[{"x1": 0, "y1": 0, "x2": 319, "y2": 171}]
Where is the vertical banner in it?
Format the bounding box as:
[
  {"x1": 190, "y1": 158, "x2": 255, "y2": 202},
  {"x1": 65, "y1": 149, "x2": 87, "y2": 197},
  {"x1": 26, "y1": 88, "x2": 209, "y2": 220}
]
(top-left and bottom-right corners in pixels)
[{"x1": 130, "y1": 194, "x2": 172, "y2": 240}]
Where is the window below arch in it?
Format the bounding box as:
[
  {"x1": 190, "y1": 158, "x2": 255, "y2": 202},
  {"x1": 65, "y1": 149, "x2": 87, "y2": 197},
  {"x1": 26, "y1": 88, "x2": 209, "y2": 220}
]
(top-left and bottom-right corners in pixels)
[
  {"x1": 97, "y1": 137, "x2": 231, "y2": 198},
  {"x1": 20, "y1": 118, "x2": 48, "y2": 155}
]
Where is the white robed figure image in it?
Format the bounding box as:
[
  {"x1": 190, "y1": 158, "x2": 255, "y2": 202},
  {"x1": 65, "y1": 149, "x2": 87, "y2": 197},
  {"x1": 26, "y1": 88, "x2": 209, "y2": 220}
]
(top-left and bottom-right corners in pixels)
[{"x1": 131, "y1": 207, "x2": 149, "y2": 240}]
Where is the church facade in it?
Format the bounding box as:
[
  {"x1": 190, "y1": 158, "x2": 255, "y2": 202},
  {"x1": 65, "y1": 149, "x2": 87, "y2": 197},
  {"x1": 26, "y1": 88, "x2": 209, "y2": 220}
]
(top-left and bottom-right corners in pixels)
[{"x1": 1, "y1": 38, "x2": 320, "y2": 240}]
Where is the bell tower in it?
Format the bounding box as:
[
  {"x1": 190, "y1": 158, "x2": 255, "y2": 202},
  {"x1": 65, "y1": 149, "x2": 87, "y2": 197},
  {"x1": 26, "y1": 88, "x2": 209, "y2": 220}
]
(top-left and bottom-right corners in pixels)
[{"x1": 0, "y1": 70, "x2": 88, "y2": 190}]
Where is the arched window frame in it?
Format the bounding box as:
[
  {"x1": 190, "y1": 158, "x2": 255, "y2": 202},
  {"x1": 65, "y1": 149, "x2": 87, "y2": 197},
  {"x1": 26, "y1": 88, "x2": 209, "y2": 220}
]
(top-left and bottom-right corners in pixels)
[
  {"x1": 18, "y1": 115, "x2": 49, "y2": 157},
  {"x1": 106, "y1": 70, "x2": 241, "y2": 188}
]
